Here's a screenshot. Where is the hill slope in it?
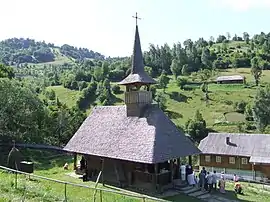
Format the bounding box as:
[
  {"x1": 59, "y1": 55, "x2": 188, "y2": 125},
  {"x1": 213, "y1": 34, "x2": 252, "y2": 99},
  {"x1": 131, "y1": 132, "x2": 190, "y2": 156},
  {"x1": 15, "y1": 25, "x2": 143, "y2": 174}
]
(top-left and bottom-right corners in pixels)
[
  {"x1": 0, "y1": 38, "x2": 105, "y2": 66},
  {"x1": 47, "y1": 67, "x2": 268, "y2": 134}
]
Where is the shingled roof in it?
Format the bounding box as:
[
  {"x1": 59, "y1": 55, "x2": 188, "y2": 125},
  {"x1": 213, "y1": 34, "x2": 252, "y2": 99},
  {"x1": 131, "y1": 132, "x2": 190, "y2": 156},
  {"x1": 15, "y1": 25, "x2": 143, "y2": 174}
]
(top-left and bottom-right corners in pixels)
[
  {"x1": 216, "y1": 75, "x2": 244, "y2": 82},
  {"x1": 64, "y1": 105, "x2": 200, "y2": 164},
  {"x1": 119, "y1": 25, "x2": 156, "y2": 85},
  {"x1": 199, "y1": 133, "x2": 270, "y2": 164}
]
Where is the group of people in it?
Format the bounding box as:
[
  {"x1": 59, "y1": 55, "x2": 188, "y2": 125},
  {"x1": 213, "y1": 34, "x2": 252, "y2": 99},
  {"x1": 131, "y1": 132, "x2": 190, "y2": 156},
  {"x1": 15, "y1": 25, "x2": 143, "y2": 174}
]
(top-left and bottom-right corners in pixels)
[
  {"x1": 198, "y1": 167, "x2": 225, "y2": 193},
  {"x1": 184, "y1": 166, "x2": 243, "y2": 195},
  {"x1": 180, "y1": 163, "x2": 197, "y2": 186},
  {"x1": 180, "y1": 165, "x2": 227, "y2": 194}
]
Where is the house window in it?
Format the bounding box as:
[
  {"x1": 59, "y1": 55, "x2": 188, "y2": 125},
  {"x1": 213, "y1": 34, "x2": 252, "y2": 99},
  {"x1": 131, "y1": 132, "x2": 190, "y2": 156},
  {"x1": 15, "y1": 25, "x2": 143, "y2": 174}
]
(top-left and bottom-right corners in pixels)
[
  {"x1": 229, "y1": 157, "x2": 235, "y2": 164},
  {"x1": 216, "y1": 156, "x2": 221, "y2": 163},
  {"x1": 205, "y1": 155, "x2": 211, "y2": 162},
  {"x1": 242, "y1": 158, "x2": 248, "y2": 165}
]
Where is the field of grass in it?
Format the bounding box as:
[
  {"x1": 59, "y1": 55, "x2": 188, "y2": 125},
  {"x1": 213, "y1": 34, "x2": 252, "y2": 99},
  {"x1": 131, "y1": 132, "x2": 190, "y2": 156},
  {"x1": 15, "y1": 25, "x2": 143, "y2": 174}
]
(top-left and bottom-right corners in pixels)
[
  {"x1": 0, "y1": 151, "x2": 199, "y2": 202},
  {"x1": 220, "y1": 181, "x2": 270, "y2": 202},
  {"x1": 1, "y1": 150, "x2": 270, "y2": 202},
  {"x1": 46, "y1": 85, "x2": 80, "y2": 107},
  {"x1": 47, "y1": 68, "x2": 270, "y2": 133}
]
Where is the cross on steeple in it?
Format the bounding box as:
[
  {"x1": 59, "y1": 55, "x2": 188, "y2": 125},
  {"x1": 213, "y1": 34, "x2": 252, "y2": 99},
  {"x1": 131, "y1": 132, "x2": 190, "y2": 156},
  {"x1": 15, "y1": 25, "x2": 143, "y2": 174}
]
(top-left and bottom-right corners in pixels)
[{"x1": 132, "y1": 12, "x2": 141, "y2": 26}]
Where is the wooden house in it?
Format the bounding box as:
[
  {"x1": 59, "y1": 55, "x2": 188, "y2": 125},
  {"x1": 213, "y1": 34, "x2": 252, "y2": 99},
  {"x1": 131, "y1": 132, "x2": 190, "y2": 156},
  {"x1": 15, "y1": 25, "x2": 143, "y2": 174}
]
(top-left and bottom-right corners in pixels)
[
  {"x1": 64, "y1": 20, "x2": 200, "y2": 192},
  {"x1": 199, "y1": 133, "x2": 270, "y2": 181},
  {"x1": 216, "y1": 75, "x2": 245, "y2": 84}
]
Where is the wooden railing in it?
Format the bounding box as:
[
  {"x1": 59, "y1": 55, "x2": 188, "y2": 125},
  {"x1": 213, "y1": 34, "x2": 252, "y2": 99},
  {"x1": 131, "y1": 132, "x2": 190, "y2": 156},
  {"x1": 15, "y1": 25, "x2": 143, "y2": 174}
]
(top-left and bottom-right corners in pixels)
[{"x1": 0, "y1": 165, "x2": 168, "y2": 202}]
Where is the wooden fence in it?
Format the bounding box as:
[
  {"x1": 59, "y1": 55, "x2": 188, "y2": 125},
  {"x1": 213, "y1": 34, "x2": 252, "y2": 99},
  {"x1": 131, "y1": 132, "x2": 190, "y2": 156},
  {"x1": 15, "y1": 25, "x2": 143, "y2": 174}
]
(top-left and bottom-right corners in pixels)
[{"x1": 0, "y1": 165, "x2": 168, "y2": 202}]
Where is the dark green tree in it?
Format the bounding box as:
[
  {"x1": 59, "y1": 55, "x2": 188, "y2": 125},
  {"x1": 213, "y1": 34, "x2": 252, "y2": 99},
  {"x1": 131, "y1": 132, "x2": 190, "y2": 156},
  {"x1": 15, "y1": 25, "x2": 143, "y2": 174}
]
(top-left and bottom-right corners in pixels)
[
  {"x1": 251, "y1": 57, "x2": 263, "y2": 86},
  {"x1": 253, "y1": 85, "x2": 270, "y2": 132},
  {"x1": 186, "y1": 110, "x2": 208, "y2": 143},
  {"x1": 158, "y1": 71, "x2": 170, "y2": 92}
]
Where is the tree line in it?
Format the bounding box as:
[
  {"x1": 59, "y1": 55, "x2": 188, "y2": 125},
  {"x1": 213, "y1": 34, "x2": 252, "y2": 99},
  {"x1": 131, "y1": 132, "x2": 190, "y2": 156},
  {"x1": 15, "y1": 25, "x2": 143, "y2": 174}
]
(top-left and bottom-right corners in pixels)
[
  {"x1": 0, "y1": 38, "x2": 105, "y2": 65},
  {"x1": 2, "y1": 30, "x2": 270, "y2": 145}
]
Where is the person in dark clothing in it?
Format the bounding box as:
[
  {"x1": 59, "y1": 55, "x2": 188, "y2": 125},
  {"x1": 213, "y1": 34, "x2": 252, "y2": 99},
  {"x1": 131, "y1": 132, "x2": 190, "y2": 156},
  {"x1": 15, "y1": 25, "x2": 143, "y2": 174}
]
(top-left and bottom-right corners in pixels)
[
  {"x1": 213, "y1": 170, "x2": 217, "y2": 190},
  {"x1": 202, "y1": 167, "x2": 207, "y2": 175},
  {"x1": 199, "y1": 170, "x2": 206, "y2": 191},
  {"x1": 80, "y1": 156, "x2": 86, "y2": 170}
]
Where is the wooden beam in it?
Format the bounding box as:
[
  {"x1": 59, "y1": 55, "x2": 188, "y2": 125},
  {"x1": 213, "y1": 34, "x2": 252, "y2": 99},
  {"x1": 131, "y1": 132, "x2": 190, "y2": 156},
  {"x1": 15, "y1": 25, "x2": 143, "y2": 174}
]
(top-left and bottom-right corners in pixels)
[
  {"x1": 101, "y1": 159, "x2": 104, "y2": 186},
  {"x1": 154, "y1": 164, "x2": 158, "y2": 190},
  {"x1": 252, "y1": 163, "x2": 255, "y2": 180},
  {"x1": 176, "y1": 158, "x2": 180, "y2": 179},
  {"x1": 170, "y1": 160, "x2": 174, "y2": 183},
  {"x1": 73, "y1": 153, "x2": 77, "y2": 170},
  {"x1": 188, "y1": 156, "x2": 192, "y2": 165}
]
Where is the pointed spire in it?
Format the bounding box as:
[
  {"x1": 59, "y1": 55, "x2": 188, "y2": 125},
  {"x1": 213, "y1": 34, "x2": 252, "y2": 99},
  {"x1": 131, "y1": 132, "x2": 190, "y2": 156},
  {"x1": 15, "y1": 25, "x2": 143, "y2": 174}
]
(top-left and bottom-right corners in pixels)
[
  {"x1": 131, "y1": 25, "x2": 144, "y2": 74},
  {"x1": 119, "y1": 14, "x2": 156, "y2": 85}
]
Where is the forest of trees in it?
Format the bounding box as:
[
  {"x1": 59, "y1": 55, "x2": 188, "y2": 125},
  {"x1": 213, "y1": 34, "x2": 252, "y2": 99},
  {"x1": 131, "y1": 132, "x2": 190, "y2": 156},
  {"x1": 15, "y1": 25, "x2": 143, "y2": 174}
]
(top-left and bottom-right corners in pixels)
[
  {"x1": 1, "y1": 31, "x2": 270, "y2": 145},
  {"x1": 0, "y1": 38, "x2": 105, "y2": 65}
]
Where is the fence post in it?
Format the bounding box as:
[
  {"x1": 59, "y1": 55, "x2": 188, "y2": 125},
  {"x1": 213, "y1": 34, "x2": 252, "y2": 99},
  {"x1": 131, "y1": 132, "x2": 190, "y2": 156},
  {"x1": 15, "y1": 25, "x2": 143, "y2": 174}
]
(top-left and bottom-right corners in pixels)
[
  {"x1": 15, "y1": 172, "x2": 17, "y2": 189},
  {"x1": 142, "y1": 197, "x2": 146, "y2": 202},
  {"x1": 99, "y1": 190, "x2": 102, "y2": 202},
  {"x1": 64, "y1": 183, "x2": 67, "y2": 202}
]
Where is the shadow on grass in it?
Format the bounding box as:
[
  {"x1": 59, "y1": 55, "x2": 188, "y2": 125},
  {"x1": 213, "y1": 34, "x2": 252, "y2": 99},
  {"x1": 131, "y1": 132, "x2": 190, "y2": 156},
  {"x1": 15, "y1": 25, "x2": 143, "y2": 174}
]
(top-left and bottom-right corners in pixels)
[
  {"x1": 211, "y1": 189, "x2": 250, "y2": 202},
  {"x1": 169, "y1": 91, "x2": 192, "y2": 103},
  {"x1": 103, "y1": 184, "x2": 202, "y2": 202},
  {"x1": 7, "y1": 148, "x2": 74, "y2": 171},
  {"x1": 165, "y1": 110, "x2": 183, "y2": 119}
]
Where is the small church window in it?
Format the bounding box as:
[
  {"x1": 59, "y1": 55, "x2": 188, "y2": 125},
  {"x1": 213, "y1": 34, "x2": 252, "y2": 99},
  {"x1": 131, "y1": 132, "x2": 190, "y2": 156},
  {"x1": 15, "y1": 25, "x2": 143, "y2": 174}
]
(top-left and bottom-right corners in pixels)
[
  {"x1": 216, "y1": 156, "x2": 221, "y2": 163},
  {"x1": 229, "y1": 157, "x2": 235, "y2": 164},
  {"x1": 241, "y1": 158, "x2": 248, "y2": 165},
  {"x1": 205, "y1": 155, "x2": 211, "y2": 162}
]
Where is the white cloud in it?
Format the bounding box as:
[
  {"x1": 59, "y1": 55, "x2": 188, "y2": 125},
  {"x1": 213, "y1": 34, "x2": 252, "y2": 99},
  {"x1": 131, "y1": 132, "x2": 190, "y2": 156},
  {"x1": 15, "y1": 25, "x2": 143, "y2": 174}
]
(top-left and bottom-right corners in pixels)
[{"x1": 209, "y1": 0, "x2": 270, "y2": 11}]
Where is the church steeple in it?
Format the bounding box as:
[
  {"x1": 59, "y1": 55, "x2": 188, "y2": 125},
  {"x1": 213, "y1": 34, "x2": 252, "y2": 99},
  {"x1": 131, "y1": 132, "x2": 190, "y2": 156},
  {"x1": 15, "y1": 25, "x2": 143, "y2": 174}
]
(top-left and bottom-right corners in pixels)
[
  {"x1": 119, "y1": 13, "x2": 156, "y2": 117},
  {"x1": 119, "y1": 13, "x2": 156, "y2": 85}
]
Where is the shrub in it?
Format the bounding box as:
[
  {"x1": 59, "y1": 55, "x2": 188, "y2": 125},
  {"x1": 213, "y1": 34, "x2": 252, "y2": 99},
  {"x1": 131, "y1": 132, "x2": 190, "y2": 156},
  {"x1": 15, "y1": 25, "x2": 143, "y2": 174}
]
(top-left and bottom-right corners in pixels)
[
  {"x1": 176, "y1": 77, "x2": 188, "y2": 89},
  {"x1": 245, "y1": 122, "x2": 256, "y2": 130},
  {"x1": 112, "y1": 85, "x2": 121, "y2": 94},
  {"x1": 233, "y1": 100, "x2": 247, "y2": 113}
]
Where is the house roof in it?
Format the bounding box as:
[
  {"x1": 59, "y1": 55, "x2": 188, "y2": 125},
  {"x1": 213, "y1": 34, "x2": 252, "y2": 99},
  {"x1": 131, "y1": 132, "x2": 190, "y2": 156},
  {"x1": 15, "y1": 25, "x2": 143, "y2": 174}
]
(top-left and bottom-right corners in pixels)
[
  {"x1": 119, "y1": 25, "x2": 156, "y2": 85},
  {"x1": 250, "y1": 156, "x2": 270, "y2": 164},
  {"x1": 64, "y1": 105, "x2": 201, "y2": 164},
  {"x1": 199, "y1": 133, "x2": 270, "y2": 164},
  {"x1": 216, "y1": 75, "x2": 244, "y2": 82}
]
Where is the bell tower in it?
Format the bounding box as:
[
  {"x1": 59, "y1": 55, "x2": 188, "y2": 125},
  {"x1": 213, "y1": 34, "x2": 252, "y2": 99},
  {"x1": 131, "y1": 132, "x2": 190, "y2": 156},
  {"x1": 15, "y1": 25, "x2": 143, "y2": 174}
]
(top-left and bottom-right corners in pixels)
[{"x1": 119, "y1": 13, "x2": 156, "y2": 117}]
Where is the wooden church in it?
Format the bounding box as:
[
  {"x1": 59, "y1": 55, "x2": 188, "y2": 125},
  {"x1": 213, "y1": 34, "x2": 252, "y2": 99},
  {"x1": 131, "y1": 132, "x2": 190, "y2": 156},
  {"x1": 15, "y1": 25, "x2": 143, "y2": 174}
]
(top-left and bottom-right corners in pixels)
[{"x1": 64, "y1": 15, "x2": 200, "y2": 192}]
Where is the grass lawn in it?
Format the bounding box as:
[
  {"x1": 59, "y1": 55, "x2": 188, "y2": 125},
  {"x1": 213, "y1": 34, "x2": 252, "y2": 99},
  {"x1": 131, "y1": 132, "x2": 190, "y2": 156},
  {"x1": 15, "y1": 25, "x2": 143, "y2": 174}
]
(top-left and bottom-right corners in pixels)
[
  {"x1": 0, "y1": 150, "x2": 198, "y2": 202},
  {"x1": 216, "y1": 181, "x2": 270, "y2": 202},
  {"x1": 225, "y1": 112, "x2": 246, "y2": 122},
  {"x1": 46, "y1": 85, "x2": 80, "y2": 107}
]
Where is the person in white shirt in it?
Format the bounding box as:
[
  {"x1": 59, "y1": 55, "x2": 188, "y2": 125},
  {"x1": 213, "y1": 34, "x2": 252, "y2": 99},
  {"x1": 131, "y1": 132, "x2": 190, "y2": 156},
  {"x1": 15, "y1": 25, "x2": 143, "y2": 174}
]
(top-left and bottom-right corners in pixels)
[
  {"x1": 212, "y1": 170, "x2": 217, "y2": 190},
  {"x1": 207, "y1": 172, "x2": 213, "y2": 193},
  {"x1": 180, "y1": 163, "x2": 186, "y2": 182}
]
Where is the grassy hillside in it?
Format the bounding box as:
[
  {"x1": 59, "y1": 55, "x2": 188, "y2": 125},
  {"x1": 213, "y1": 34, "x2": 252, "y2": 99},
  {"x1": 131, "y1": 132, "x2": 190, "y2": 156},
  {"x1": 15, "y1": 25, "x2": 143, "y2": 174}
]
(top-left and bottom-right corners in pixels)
[{"x1": 48, "y1": 67, "x2": 268, "y2": 133}]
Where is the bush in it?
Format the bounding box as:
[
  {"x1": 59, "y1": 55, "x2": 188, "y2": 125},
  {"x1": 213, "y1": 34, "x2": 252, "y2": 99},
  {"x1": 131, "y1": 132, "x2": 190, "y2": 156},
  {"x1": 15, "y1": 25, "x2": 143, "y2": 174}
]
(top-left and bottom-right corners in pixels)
[
  {"x1": 176, "y1": 77, "x2": 188, "y2": 89},
  {"x1": 233, "y1": 100, "x2": 247, "y2": 113},
  {"x1": 112, "y1": 85, "x2": 121, "y2": 94},
  {"x1": 245, "y1": 122, "x2": 256, "y2": 130}
]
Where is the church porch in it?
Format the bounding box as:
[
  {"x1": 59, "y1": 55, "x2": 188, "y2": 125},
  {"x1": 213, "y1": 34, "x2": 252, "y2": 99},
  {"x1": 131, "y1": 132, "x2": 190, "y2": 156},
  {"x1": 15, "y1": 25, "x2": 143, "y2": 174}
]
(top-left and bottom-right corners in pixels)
[{"x1": 73, "y1": 153, "x2": 184, "y2": 193}]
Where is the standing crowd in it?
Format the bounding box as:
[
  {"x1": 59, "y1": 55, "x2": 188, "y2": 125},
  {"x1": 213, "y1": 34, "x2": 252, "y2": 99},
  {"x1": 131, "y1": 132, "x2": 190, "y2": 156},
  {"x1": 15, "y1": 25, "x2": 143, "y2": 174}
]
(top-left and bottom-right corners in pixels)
[
  {"x1": 180, "y1": 164, "x2": 244, "y2": 195},
  {"x1": 180, "y1": 164, "x2": 227, "y2": 194}
]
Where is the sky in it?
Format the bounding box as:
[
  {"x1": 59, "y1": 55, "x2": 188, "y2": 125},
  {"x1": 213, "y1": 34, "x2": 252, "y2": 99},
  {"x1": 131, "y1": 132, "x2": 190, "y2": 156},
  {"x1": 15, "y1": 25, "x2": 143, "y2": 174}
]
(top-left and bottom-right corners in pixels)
[{"x1": 1, "y1": 0, "x2": 270, "y2": 57}]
